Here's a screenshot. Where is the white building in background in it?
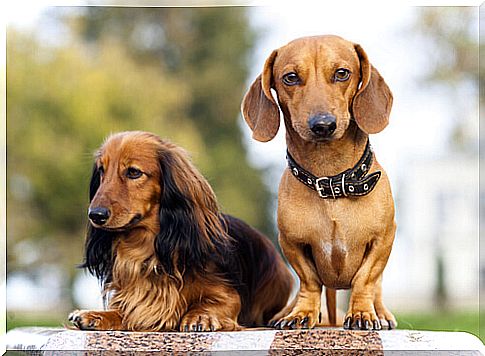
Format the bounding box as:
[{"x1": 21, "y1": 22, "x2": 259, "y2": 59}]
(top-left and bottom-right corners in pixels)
[{"x1": 383, "y1": 154, "x2": 479, "y2": 311}]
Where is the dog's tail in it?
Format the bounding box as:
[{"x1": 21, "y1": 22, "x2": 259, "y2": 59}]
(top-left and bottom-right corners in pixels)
[{"x1": 325, "y1": 287, "x2": 337, "y2": 325}]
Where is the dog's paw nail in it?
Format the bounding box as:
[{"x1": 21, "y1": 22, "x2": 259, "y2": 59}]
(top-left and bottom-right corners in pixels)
[
  {"x1": 210, "y1": 325, "x2": 215, "y2": 332},
  {"x1": 388, "y1": 320, "x2": 396, "y2": 330},
  {"x1": 300, "y1": 316, "x2": 309, "y2": 328},
  {"x1": 68, "y1": 312, "x2": 78, "y2": 323},
  {"x1": 197, "y1": 324, "x2": 203, "y2": 332},
  {"x1": 373, "y1": 320, "x2": 381, "y2": 330},
  {"x1": 287, "y1": 319, "x2": 297, "y2": 329},
  {"x1": 268, "y1": 320, "x2": 276, "y2": 327},
  {"x1": 343, "y1": 317, "x2": 352, "y2": 329},
  {"x1": 364, "y1": 320, "x2": 371, "y2": 330},
  {"x1": 278, "y1": 320, "x2": 288, "y2": 329},
  {"x1": 183, "y1": 325, "x2": 189, "y2": 332},
  {"x1": 354, "y1": 318, "x2": 362, "y2": 330}
]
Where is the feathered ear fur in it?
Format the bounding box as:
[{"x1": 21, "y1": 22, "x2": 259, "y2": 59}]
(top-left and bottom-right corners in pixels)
[
  {"x1": 155, "y1": 144, "x2": 232, "y2": 276},
  {"x1": 80, "y1": 163, "x2": 115, "y2": 285},
  {"x1": 241, "y1": 50, "x2": 280, "y2": 142},
  {"x1": 352, "y1": 44, "x2": 393, "y2": 134}
]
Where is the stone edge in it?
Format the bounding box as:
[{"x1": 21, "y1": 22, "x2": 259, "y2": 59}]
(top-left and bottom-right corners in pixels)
[{"x1": 5, "y1": 327, "x2": 485, "y2": 353}]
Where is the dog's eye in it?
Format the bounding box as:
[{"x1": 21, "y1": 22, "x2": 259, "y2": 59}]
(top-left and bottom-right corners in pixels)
[
  {"x1": 282, "y1": 72, "x2": 300, "y2": 86},
  {"x1": 126, "y1": 167, "x2": 143, "y2": 179},
  {"x1": 334, "y1": 68, "x2": 351, "y2": 82}
]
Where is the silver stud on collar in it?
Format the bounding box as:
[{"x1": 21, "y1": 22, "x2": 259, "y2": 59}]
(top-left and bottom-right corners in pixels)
[
  {"x1": 363, "y1": 184, "x2": 369, "y2": 191},
  {"x1": 293, "y1": 168, "x2": 299, "y2": 176},
  {"x1": 348, "y1": 185, "x2": 355, "y2": 192},
  {"x1": 361, "y1": 163, "x2": 367, "y2": 171}
]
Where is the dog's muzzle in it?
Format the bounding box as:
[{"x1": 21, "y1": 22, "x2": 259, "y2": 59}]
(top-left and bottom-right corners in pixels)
[
  {"x1": 88, "y1": 207, "x2": 110, "y2": 225},
  {"x1": 308, "y1": 113, "x2": 337, "y2": 138}
]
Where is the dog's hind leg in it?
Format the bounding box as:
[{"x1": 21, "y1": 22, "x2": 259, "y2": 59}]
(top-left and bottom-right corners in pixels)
[{"x1": 325, "y1": 287, "x2": 337, "y2": 326}]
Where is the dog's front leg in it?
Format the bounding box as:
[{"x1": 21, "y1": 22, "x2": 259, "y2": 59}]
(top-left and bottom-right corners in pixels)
[
  {"x1": 373, "y1": 274, "x2": 397, "y2": 329},
  {"x1": 271, "y1": 235, "x2": 322, "y2": 329},
  {"x1": 345, "y1": 225, "x2": 396, "y2": 331},
  {"x1": 180, "y1": 284, "x2": 241, "y2": 332},
  {"x1": 68, "y1": 309, "x2": 124, "y2": 330}
]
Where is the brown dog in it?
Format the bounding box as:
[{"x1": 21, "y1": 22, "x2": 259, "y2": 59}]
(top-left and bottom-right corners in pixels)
[
  {"x1": 68, "y1": 131, "x2": 292, "y2": 331},
  {"x1": 242, "y1": 35, "x2": 397, "y2": 331}
]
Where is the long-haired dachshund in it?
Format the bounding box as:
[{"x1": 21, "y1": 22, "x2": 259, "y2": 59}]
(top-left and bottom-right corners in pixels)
[
  {"x1": 68, "y1": 131, "x2": 292, "y2": 332},
  {"x1": 242, "y1": 35, "x2": 397, "y2": 331}
]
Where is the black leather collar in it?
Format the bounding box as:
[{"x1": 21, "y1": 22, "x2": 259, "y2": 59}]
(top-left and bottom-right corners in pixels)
[{"x1": 286, "y1": 140, "x2": 381, "y2": 199}]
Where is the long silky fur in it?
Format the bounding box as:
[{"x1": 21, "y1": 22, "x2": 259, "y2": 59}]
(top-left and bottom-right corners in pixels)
[
  {"x1": 80, "y1": 164, "x2": 115, "y2": 286},
  {"x1": 80, "y1": 136, "x2": 236, "y2": 330},
  {"x1": 78, "y1": 132, "x2": 289, "y2": 331},
  {"x1": 155, "y1": 145, "x2": 234, "y2": 276}
]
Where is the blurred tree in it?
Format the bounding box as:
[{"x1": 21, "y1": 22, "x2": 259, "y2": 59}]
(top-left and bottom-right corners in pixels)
[
  {"x1": 410, "y1": 7, "x2": 478, "y2": 155},
  {"x1": 409, "y1": 7, "x2": 478, "y2": 311},
  {"x1": 7, "y1": 6, "x2": 272, "y2": 311},
  {"x1": 68, "y1": 7, "x2": 272, "y2": 233},
  {"x1": 7, "y1": 28, "x2": 191, "y2": 306}
]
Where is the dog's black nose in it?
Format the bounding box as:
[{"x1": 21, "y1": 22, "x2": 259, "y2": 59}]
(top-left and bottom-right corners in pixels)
[
  {"x1": 309, "y1": 114, "x2": 337, "y2": 137},
  {"x1": 88, "y1": 207, "x2": 110, "y2": 225}
]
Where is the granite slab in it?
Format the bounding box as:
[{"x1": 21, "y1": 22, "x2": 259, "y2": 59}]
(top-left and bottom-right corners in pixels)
[{"x1": 5, "y1": 326, "x2": 484, "y2": 355}]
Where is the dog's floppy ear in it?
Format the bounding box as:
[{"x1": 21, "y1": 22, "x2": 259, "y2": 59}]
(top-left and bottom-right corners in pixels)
[
  {"x1": 156, "y1": 144, "x2": 231, "y2": 276},
  {"x1": 352, "y1": 44, "x2": 393, "y2": 134},
  {"x1": 81, "y1": 163, "x2": 115, "y2": 285},
  {"x1": 241, "y1": 50, "x2": 280, "y2": 142}
]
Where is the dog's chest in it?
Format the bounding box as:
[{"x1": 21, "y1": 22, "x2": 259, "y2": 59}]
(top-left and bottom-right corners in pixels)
[
  {"x1": 320, "y1": 235, "x2": 348, "y2": 275},
  {"x1": 278, "y1": 172, "x2": 387, "y2": 287},
  {"x1": 308, "y1": 211, "x2": 369, "y2": 288}
]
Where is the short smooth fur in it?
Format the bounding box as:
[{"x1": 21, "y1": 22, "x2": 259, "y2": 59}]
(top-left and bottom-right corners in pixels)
[{"x1": 242, "y1": 35, "x2": 397, "y2": 331}]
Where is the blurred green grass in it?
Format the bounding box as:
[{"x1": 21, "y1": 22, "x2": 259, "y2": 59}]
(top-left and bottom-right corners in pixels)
[
  {"x1": 7, "y1": 312, "x2": 65, "y2": 331},
  {"x1": 396, "y1": 310, "x2": 483, "y2": 342},
  {"x1": 7, "y1": 310, "x2": 483, "y2": 343}
]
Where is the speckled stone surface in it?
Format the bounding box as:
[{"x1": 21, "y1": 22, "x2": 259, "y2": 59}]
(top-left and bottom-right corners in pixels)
[
  {"x1": 5, "y1": 327, "x2": 485, "y2": 355},
  {"x1": 85, "y1": 330, "x2": 217, "y2": 352},
  {"x1": 269, "y1": 329, "x2": 383, "y2": 355}
]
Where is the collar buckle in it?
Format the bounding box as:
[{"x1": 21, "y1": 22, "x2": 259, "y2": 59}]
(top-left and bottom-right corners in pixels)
[
  {"x1": 315, "y1": 176, "x2": 330, "y2": 198},
  {"x1": 288, "y1": 139, "x2": 379, "y2": 199}
]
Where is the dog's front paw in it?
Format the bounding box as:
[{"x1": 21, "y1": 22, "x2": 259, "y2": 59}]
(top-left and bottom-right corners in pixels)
[
  {"x1": 179, "y1": 312, "x2": 239, "y2": 332},
  {"x1": 68, "y1": 310, "x2": 106, "y2": 331},
  {"x1": 343, "y1": 309, "x2": 381, "y2": 331},
  {"x1": 271, "y1": 306, "x2": 320, "y2": 330},
  {"x1": 374, "y1": 303, "x2": 397, "y2": 330},
  {"x1": 344, "y1": 298, "x2": 384, "y2": 331}
]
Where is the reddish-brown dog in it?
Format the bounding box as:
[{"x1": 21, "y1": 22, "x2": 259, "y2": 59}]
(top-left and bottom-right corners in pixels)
[
  {"x1": 242, "y1": 35, "x2": 397, "y2": 330},
  {"x1": 68, "y1": 131, "x2": 292, "y2": 331}
]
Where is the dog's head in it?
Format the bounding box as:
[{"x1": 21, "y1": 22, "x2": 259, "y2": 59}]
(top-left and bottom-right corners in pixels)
[
  {"x1": 83, "y1": 131, "x2": 231, "y2": 281},
  {"x1": 242, "y1": 35, "x2": 393, "y2": 142},
  {"x1": 88, "y1": 131, "x2": 163, "y2": 231}
]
